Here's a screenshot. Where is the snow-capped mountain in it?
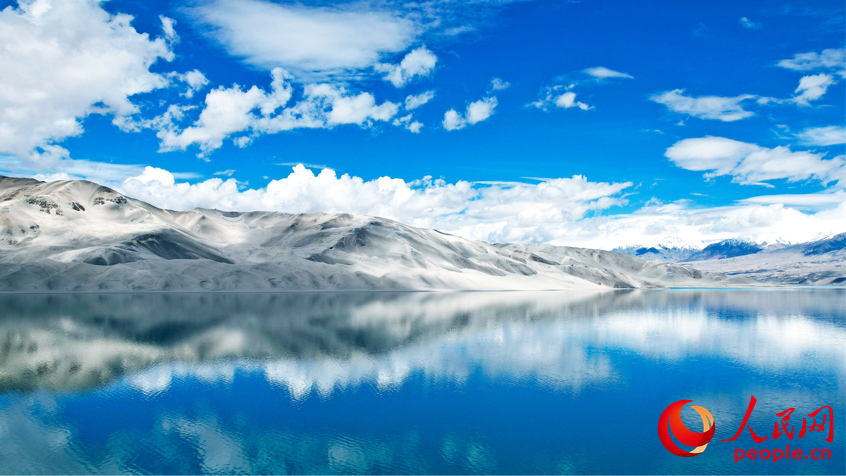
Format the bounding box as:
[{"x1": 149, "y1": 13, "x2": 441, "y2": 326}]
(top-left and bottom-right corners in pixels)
[
  {"x1": 0, "y1": 176, "x2": 749, "y2": 291},
  {"x1": 611, "y1": 245, "x2": 700, "y2": 263},
  {"x1": 615, "y1": 234, "x2": 845, "y2": 284},
  {"x1": 685, "y1": 238, "x2": 764, "y2": 261},
  {"x1": 680, "y1": 233, "x2": 846, "y2": 285}
]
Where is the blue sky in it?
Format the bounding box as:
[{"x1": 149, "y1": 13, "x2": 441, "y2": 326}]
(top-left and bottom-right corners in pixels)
[{"x1": 0, "y1": 0, "x2": 844, "y2": 247}]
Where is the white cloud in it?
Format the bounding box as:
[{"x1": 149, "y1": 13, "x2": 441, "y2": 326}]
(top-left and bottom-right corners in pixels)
[
  {"x1": 119, "y1": 164, "x2": 632, "y2": 243},
  {"x1": 531, "y1": 67, "x2": 628, "y2": 112},
  {"x1": 376, "y1": 46, "x2": 437, "y2": 87},
  {"x1": 650, "y1": 89, "x2": 756, "y2": 121},
  {"x1": 173, "y1": 70, "x2": 210, "y2": 98},
  {"x1": 442, "y1": 110, "x2": 464, "y2": 131},
  {"x1": 576, "y1": 200, "x2": 846, "y2": 249},
  {"x1": 530, "y1": 86, "x2": 590, "y2": 111},
  {"x1": 0, "y1": 0, "x2": 174, "y2": 165},
  {"x1": 442, "y1": 97, "x2": 498, "y2": 131},
  {"x1": 555, "y1": 91, "x2": 590, "y2": 110},
  {"x1": 111, "y1": 163, "x2": 846, "y2": 249},
  {"x1": 740, "y1": 190, "x2": 846, "y2": 208},
  {"x1": 392, "y1": 114, "x2": 423, "y2": 133},
  {"x1": 193, "y1": 0, "x2": 417, "y2": 79},
  {"x1": 157, "y1": 68, "x2": 294, "y2": 155},
  {"x1": 792, "y1": 73, "x2": 834, "y2": 105},
  {"x1": 160, "y1": 15, "x2": 178, "y2": 41},
  {"x1": 0, "y1": 155, "x2": 198, "y2": 186},
  {"x1": 404, "y1": 90, "x2": 435, "y2": 110},
  {"x1": 739, "y1": 17, "x2": 762, "y2": 29},
  {"x1": 155, "y1": 68, "x2": 400, "y2": 156},
  {"x1": 666, "y1": 136, "x2": 846, "y2": 186},
  {"x1": 796, "y1": 125, "x2": 846, "y2": 146},
  {"x1": 583, "y1": 66, "x2": 633, "y2": 79},
  {"x1": 213, "y1": 169, "x2": 236, "y2": 177},
  {"x1": 776, "y1": 47, "x2": 845, "y2": 76},
  {"x1": 490, "y1": 78, "x2": 510, "y2": 90}
]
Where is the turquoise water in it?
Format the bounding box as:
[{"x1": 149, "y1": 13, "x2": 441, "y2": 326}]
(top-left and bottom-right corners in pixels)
[{"x1": 0, "y1": 289, "x2": 843, "y2": 474}]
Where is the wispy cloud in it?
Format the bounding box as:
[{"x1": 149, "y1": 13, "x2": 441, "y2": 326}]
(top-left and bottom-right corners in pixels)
[
  {"x1": 776, "y1": 47, "x2": 846, "y2": 75},
  {"x1": 739, "y1": 17, "x2": 762, "y2": 29},
  {"x1": 531, "y1": 67, "x2": 629, "y2": 112},
  {"x1": 650, "y1": 89, "x2": 757, "y2": 121},
  {"x1": 192, "y1": 0, "x2": 418, "y2": 79},
  {"x1": 404, "y1": 90, "x2": 435, "y2": 110},
  {"x1": 490, "y1": 77, "x2": 511, "y2": 90},
  {"x1": 795, "y1": 125, "x2": 846, "y2": 146},
  {"x1": 583, "y1": 66, "x2": 633, "y2": 80},
  {"x1": 665, "y1": 136, "x2": 846, "y2": 186},
  {"x1": 0, "y1": 155, "x2": 199, "y2": 186},
  {"x1": 792, "y1": 73, "x2": 835, "y2": 106}
]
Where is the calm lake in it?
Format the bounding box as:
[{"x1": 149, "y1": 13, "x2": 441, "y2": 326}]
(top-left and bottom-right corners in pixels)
[{"x1": 0, "y1": 289, "x2": 843, "y2": 474}]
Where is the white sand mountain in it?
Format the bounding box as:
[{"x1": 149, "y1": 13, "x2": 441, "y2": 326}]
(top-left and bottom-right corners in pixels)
[{"x1": 0, "y1": 176, "x2": 750, "y2": 291}]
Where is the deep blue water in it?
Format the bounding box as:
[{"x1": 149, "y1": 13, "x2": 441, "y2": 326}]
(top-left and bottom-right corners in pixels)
[{"x1": 0, "y1": 289, "x2": 843, "y2": 474}]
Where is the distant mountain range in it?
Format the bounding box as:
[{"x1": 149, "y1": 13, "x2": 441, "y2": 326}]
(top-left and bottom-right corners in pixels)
[
  {"x1": 0, "y1": 176, "x2": 749, "y2": 292},
  {"x1": 614, "y1": 234, "x2": 846, "y2": 285}
]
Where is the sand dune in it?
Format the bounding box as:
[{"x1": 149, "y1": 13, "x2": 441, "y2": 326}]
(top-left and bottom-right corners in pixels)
[{"x1": 0, "y1": 176, "x2": 751, "y2": 291}]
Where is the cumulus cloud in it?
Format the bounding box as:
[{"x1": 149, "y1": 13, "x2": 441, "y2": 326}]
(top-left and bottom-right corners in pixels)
[
  {"x1": 376, "y1": 46, "x2": 437, "y2": 87},
  {"x1": 792, "y1": 73, "x2": 835, "y2": 105},
  {"x1": 530, "y1": 87, "x2": 590, "y2": 111},
  {"x1": 404, "y1": 90, "x2": 435, "y2": 110},
  {"x1": 665, "y1": 136, "x2": 846, "y2": 186},
  {"x1": 193, "y1": 0, "x2": 417, "y2": 79},
  {"x1": 555, "y1": 92, "x2": 590, "y2": 110},
  {"x1": 0, "y1": 0, "x2": 174, "y2": 165},
  {"x1": 650, "y1": 89, "x2": 757, "y2": 121},
  {"x1": 442, "y1": 97, "x2": 498, "y2": 131},
  {"x1": 739, "y1": 17, "x2": 762, "y2": 29},
  {"x1": 112, "y1": 163, "x2": 846, "y2": 249},
  {"x1": 120, "y1": 164, "x2": 632, "y2": 243},
  {"x1": 154, "y1": 68, "x2": 399, "y2": 156},
  {"x1": 392, "y1": 114, "x2": 423, "y2": 133},
  {"x1": 796, "y1": 125, "x2": 846, "y2": 146},
  {"x1": 776, "y1": 47, "x2": 846, "y2": 76},
  {"x1": 583, "y1": 66, "x2": 633, "y2": 79}
]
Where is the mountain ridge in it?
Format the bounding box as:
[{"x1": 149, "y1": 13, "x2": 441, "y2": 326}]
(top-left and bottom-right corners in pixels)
[
  {"x1": 0, "y1": 175, "x2": 755, "y2": 291},
  {"x1": 614, "y1": 235, "x2": 845, "y2": 284}
]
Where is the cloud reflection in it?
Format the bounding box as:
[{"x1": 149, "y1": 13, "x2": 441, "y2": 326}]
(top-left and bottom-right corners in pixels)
[{"x1": 0, "y1": 289, "x2": 843, "y2": 395}]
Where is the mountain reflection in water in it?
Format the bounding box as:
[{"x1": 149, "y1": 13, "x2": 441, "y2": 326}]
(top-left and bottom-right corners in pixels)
[{"x1": 0, "y1": 289, "x2": 843, "y2": 474}]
